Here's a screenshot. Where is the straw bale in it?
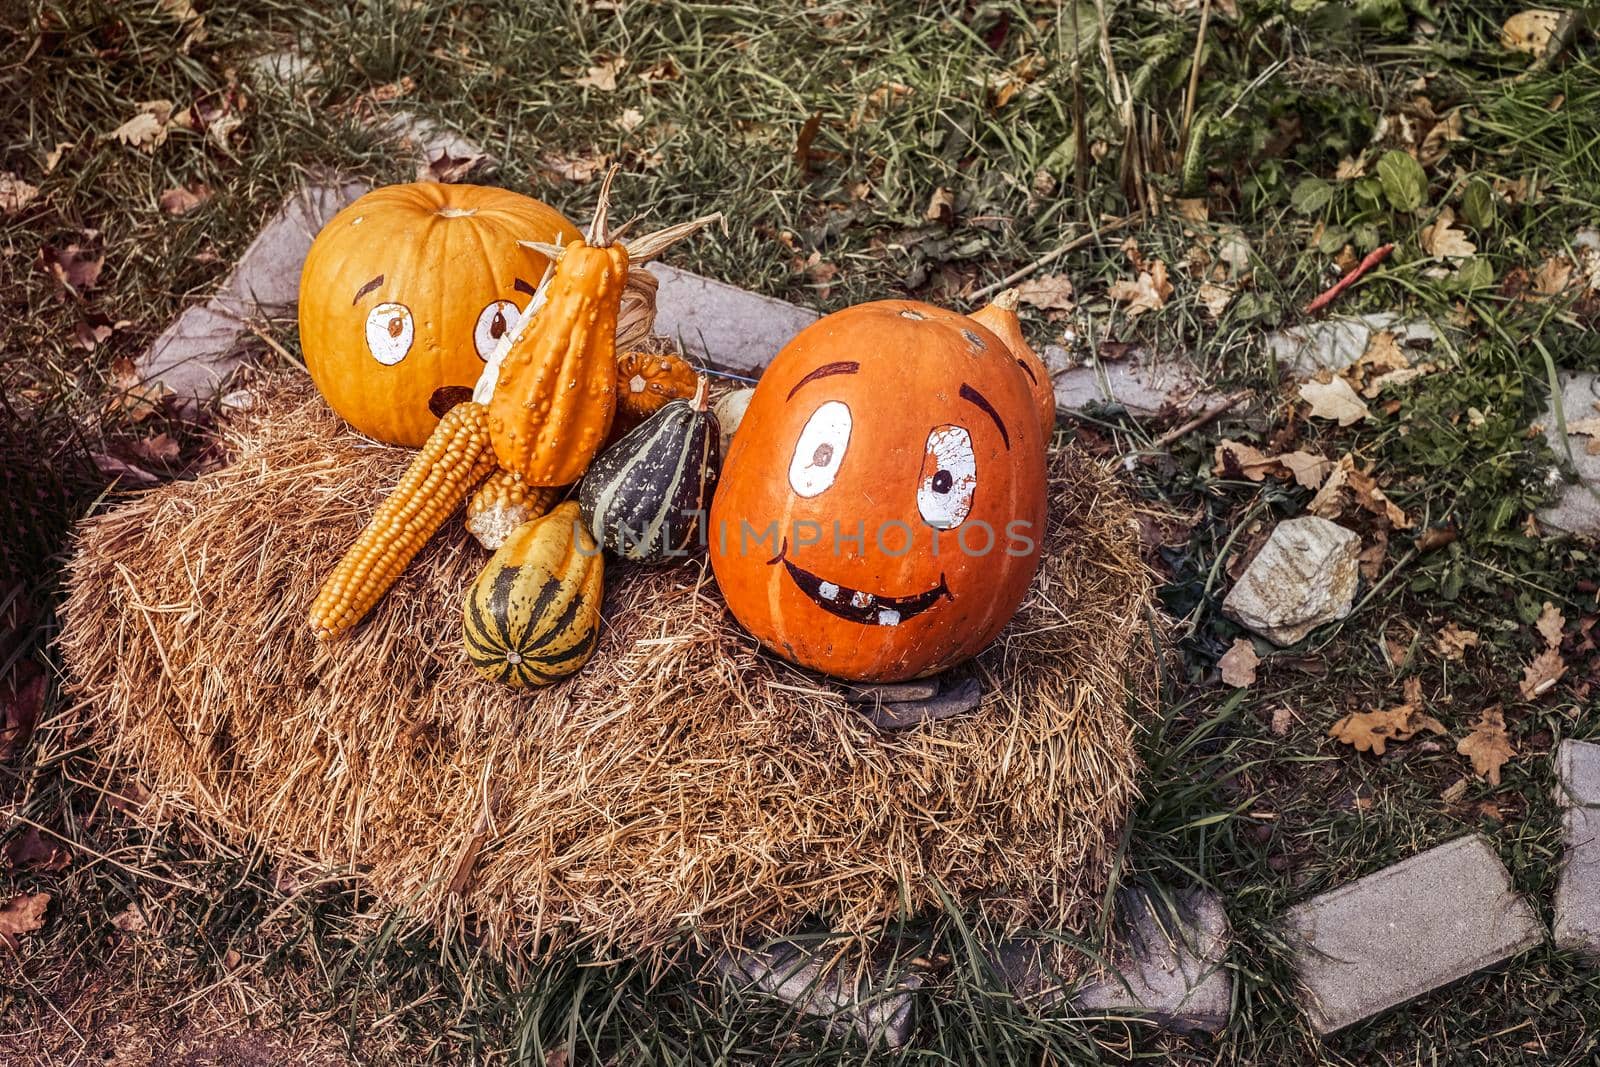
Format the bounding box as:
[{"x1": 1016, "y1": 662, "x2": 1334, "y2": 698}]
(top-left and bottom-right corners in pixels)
[{"x1": 61, "y1": 375, "x2": 1157, "y2": 970}]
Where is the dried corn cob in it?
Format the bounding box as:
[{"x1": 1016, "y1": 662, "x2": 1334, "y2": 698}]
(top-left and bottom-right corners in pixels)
[
  {"x1": 464, "y1": 469, "x2": 559, "y2": 550},
  {"x1": 310, "y1": 401, "x2": 498, "y2": 640}
]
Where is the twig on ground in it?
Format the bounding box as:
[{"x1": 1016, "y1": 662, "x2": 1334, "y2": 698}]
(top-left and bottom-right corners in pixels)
[
  {"x1": 969, "y1": 215, "x2": 1136, "y2": 303},
  {"x1": 1147, "y1": 389, "x2": 1251, "y2": 453},
  {"x1": 1304, "y1": 243, "x2": 1394, "y2": 315}
]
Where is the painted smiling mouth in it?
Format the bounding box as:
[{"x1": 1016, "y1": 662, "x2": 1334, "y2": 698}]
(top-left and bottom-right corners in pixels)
[{"x1": 771, "y1": 541, "x2": 951, "y2": 627}]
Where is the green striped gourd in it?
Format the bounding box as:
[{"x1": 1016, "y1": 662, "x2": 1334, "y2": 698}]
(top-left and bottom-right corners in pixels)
[
  {"x1": 579, "y1": 375, "x2": 720, "y2": 562},
  {"x1": 461, "y1": 501, "x2": 603, "y2": 688}
]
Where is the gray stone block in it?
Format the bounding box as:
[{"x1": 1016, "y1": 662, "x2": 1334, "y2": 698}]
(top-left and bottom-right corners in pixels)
[
  {"x1": 222, "y1": 180, "x2": 370, "y2": 315},
  {"x1": 1556, "y1": 739, "x2": 1600, "y2": 806},
  {"x1": 1539, "y1": 371, "x2": 1600, "y2": 539},
  {"x1": 993, "y1": 887, "x2": 1232, "y2": 1034},
  {"x1": 865, "y1": 677, "x2": 982, "y2": 731},
  {"x1": 1265, "y1": 313, "x2": 1439, "y2": 378},
  {"x1": 650, "y1": 263, "x2": 820, "y2": 376},
  {"x1": 1555, "y1": 806, "x2": 1600, "y2": 957},
  {"x1": 137, "y1": 180, "x2": 370, "y2": 400},
  {"x1": 1281, "y1": 834, "x2": 1544, "y2": 1035},
  {"x1": 1046, "y1": 348, "x2": 1218, "y2": 418},
  {"x1": 714, "y1": 940, "x2": 922, "y2": 1049},
  {"x1": 1554, "y1": 739, "x2": 1600, "y2": 957}
]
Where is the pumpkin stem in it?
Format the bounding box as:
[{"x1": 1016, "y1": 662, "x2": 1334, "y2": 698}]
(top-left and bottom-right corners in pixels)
[
  {"x1": 587, "y1": 165, "x2": 620, "y2": 246},
  {"x1": 690, "y1": 373, "x2": 710, "y2": 412},
  {"x1": 622, "y1": 212, "x2": 724, "y2": 264},
  {"x1": 991, "y1": 288, "x2": 1021, "y2": 313}
]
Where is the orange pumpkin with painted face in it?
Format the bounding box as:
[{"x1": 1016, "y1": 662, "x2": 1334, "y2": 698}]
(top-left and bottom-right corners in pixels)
[
  {"x1": 298, "y1": 182, "x2": 581, "y2": 447},
  {"x1": 708, "y1": 300, "x2": 1048, "y2": 682}
]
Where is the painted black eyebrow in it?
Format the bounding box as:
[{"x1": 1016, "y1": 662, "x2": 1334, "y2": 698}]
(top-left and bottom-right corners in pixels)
[
  {"x1": 1014, "y1": 357, "x2": 1038, "y2": 385},
  {"x1": 352, "y1": 274, "x2": 384, "y2": 304},
  {"x1": 513, "y1": 277, "x2": 537, "y2": 297},
  {"x1": 959, "y1": 382, "x2": 1010, "y2": 450},
  {"x1": 786, "y1": 361, "x2": 859, "y2": 401}
]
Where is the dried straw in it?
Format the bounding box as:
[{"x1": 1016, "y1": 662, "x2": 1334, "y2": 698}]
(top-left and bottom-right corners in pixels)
[{"x1": 60, "y1": 375, "x2": 1157, "y2": 971}]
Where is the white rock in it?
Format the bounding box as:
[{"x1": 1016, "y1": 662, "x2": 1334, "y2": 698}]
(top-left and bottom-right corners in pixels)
[
  {"x1": 1041, "y1": 345, "x2": 1220, "y2": 418},
  {"x1": 1222, "y1": 516, "x2": 1361, "y2": 646},
  {"x1": 1265, "y1": 313, "x2": 1438, "y2": 378},
  {"x1": 712, "y1": 386, "x2": 754, "y2": 457}
]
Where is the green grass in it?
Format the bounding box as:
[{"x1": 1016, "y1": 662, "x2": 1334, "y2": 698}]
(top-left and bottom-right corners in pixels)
[{"x1": 5, "y1": 0, "x2": 1600, "y2": 1062}]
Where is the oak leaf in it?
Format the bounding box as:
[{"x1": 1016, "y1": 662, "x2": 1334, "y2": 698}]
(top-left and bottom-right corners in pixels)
[
  {"x1": 1519, "y1": 647, "x2": 1566, "y2": 699},
  {"x1": 1106, "y1": 260, "x2": 1171, "y2": 317},
  {"x1": 1329, "y1": 702, "x2": 1446, "y2": 755},
  {"x1": 1435, "y1": 622, "x2": 1481, "y2": 659},
  {"x1": 0, "y1": 892, "x2": 50, "y2": 945},
  {"x1": 1536, "y1": 601, "x2": 1565, "y2": 649},
  {"x1": 1013, "y1": 273, "x2": 1075, "y2": 311},
  {"x1": 1457, "y1": 705, "x2": 1515, "y2": 785},
  {"x1": 1299, "y1": 376, "x2": 1370, "y2": 426}
]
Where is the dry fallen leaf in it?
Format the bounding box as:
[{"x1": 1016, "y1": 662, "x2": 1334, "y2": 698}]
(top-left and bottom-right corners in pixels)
[
  {"x1": 1106, "y1": 261, "x2": 1171, "y2": 317},
  {"x1": 1330, "y1": 702, "x2": 1447, "y2": 756},
  {"x1": 1420, "y1": 207, "x2": 1477, "y2": 260},
  {"x1": 613, "y1": 107, "x2": 645, "y2": 133},
  {"x1": 1299, "y1": 376, "x2": 1370, "y2": 426},
  {"x1": 1440, "y1": 776, "x2": 1470, "y2": 805},
  {"x1": 1534, "y1": 254, "x2": 1574, "y2": 296},
  {"x1": 575, "y1": 57, "x2": 625, "y2": 92},
  {"x1": 111, "y1": 100, "x2": 176, "y2": 151},
  {"x1": 1, "y1": 670, "x2": 44, "y2": 763},
  {"x1": 158, "y1": 180, "x2": 211, "y2": 215},
  {"x1": 1435, "y1": 622, "x2": 1481, "y2": 659},
  {"x1": 1536, "y1": 601, "x2": 1566, "y2": 649},
  {"x1": 1500, "y1": 9, "x2": 1562, "y2": 55},
  {"x1": 418, "y1": 149, "x2": 484, "y2": 184},
  {"x1": 1419, "y1": 109, "x2": 1465, "y2": 168},
  {"x1": 1307, "y1": 455, "x2": 1414, "y2": 529},
  {"x1": 1176, "y1": 197, "x2": 1208, "y2": 223},
  {"x1": 1519, "y1": 647, "x2": 1567, "y2": 700},
  {"x1": 1213, "y1": 440, "x2": 1332, "y2": 489},
  {"x1": 39, "y1": 244, "x2": 104, "y2": 294},
  {"x1": 2, "y1": 825, "x2": 69, "y2": 873},
  {"x1": 1, "y1": 172, "x2": 39, "y2": 215},
  {"x1": 0, "y1": 892, "x2": 50, "y2": 944},
  {"x1": 110, "y1": 903, "x2": 148, "y2": 933},
  {"x1": 1219, "y1": 638, "x2": 1261, "y2": 687},
  {"x1": 924, "y1": 186, "x2": 954, "y2": 224},
  {"x1": 1013, "y1": 273, "x2": 1075, "y2": 311},
  {"x1": 1197, "y1": 281, "x2": 1234, "y2": 320},
  {"x1": 539, "y1": 151, "x2": 605, "y2": 184},
  {"x1": 1457, "y1": 705, "x2": 1515, "y2": 786}
]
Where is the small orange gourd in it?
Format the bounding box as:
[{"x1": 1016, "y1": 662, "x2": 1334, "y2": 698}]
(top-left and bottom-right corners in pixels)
[
  {"x1": 968, "y1": 289, "x2": 1056, "y2": 437},
  {"x1": 615, "y1": 349, "x2": 699, "y2": 430}
]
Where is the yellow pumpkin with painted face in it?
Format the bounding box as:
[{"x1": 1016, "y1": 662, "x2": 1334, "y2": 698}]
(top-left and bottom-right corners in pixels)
[{"x1": 298, "y1": 182, "x2": 581, "y2": 447}]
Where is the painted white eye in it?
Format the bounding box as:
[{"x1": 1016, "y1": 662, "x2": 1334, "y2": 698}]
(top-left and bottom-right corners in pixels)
[
  {"x1": 365, "y1": 302, "x2": 414, "y2": 366},
  {"x1": 473, "y1": 299, "x2": 523, "y2": 360},
  {"x1": 788, "y1": 401, "x2": 852, "y2": 497},
  {"x1": 917, "y1": 425, "x2": 976, "y2": 529}
]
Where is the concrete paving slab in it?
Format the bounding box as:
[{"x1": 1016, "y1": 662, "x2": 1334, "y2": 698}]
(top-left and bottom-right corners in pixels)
[
  {"x1": 1281, "y1": 834, "x2": 1543, "y2": 1035},
  {"x1": 1554, "y1": 740, "x2": 1600, "y2": 957},
  {"x1": 993, "y1": 887, "x2": 1232, "y2": 1034},
  {"x1": 1539, "y1": 371, "x2": 1600, "y2": 539},
  {"x1": 137, "y1": 180, "x2": 370, "y2": 399},
  {"x1": 714, "y1": 940, "x2": 922, "y2": 1048},
  {"x1": 650, "y1": 263, "x2": 820, "y2": 376}
]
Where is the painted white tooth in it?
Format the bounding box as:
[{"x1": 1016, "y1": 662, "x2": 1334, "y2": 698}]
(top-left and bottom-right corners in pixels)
[
  {"x1": 818, "y1": 581, "x2": 840, "y2": 601},
  {"x1": 851, "y1": 590, "x2": 872, "y2": 609},
  {"x1": 876, "y1": 609, "x2": 901, "y2": 626}
]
